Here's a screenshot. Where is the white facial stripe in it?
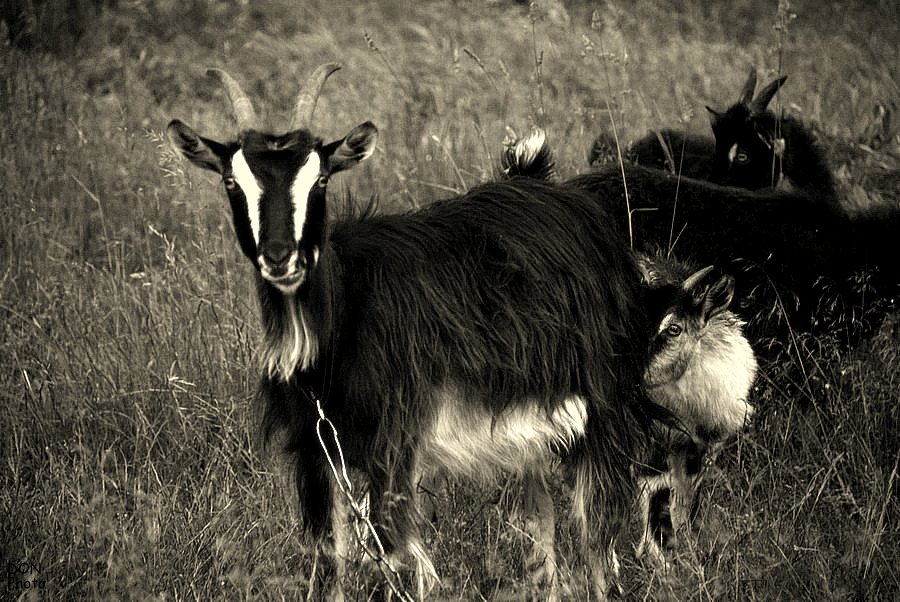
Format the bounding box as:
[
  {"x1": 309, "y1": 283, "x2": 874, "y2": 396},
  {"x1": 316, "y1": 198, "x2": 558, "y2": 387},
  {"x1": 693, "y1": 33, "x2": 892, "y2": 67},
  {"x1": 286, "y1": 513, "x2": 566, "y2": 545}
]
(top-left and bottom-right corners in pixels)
[
  {"x1": 658, "y1": 312, "x2": 677, "y2": 333},
  {"x1": 728, "y1": 143, "x2": 739, "y2": 165},
  {"x1": 231, "y1": 149, "x2": 262, "y2": 244},
  {"x1": 290, "y1": 152, "x2": 322, "y2": 244}
]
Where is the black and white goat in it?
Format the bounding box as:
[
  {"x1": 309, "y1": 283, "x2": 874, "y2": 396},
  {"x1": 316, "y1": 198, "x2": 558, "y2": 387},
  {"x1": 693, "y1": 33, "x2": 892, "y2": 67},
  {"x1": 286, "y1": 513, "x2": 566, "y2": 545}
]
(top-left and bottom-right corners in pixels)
[
  {"x1": 168, "y1": 65, "x2": 679, "y2": 600},
  {"x1": 605, "y1": 68, "x2": 839, "y2": 206},
  {"x1": 635, "y1": 255, "x2": 757, "y2": 564},
  {"x1": 504, "y1": 131, "x2": 758, "y2": 563}
]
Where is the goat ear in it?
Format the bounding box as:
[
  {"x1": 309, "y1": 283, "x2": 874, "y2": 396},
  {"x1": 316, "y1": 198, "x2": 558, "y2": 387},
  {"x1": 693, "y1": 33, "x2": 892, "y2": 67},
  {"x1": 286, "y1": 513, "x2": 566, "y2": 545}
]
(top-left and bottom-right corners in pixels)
[
  {"x1": 698, "y1": 272, "x2": 735, "y2": 322},
  {"x1": 323, "y1": 121, "x2": 378, "y2": 174},
  {"x1": 750, "y1": 75, "x2": 788, "y2": 114},
  {"x1": 682, "y1": 266, "x2": 735, "y2": 322},
  {"x1": 738, "y1": 67, "x2": 758, "y2": 106},
  {"x1": 167, "y1": 120, "x2": 228, "y2": 174}
]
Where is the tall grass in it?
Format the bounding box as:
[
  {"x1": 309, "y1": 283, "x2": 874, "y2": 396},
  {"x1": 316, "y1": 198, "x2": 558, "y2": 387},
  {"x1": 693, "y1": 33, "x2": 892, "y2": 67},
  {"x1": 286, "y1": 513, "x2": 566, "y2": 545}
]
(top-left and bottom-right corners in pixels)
[{"x1": 1, "y1": 0, "x2": 897, "y2": 599}]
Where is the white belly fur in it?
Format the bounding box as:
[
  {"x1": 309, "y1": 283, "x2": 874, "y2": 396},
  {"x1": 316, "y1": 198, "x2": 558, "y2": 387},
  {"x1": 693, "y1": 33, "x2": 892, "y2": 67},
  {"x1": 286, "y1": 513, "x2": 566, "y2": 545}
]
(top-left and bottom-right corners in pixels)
[{"x1": 423, "y1": 387, "x2": 588, "y2": 479}]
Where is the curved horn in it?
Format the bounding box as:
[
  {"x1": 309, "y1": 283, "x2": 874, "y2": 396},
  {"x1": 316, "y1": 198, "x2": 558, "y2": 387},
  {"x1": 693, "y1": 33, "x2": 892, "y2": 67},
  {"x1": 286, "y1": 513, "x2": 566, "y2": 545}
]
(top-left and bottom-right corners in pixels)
[
  {"x1": 207, "y1": 69, "x2": 258, "y2": 131},
  {"x1": 737, "y1": 67, "x2": 758, "y2": 106},
  {"x1": 681, "y1": 265, "x2": 716, "y2": 292},
  {"x1": 750, "y1": 75, "x2": 788, "y2": 114},
  {"x1": 290, "y1": 63, "x2": 342, "y2": 130}
]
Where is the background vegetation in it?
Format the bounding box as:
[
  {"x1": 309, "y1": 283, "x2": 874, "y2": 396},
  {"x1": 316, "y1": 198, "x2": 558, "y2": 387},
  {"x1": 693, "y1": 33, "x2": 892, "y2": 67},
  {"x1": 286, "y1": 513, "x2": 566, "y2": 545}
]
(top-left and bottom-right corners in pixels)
[{"x1": 1, "y1": 0, "x2": 897, "y2": 599}]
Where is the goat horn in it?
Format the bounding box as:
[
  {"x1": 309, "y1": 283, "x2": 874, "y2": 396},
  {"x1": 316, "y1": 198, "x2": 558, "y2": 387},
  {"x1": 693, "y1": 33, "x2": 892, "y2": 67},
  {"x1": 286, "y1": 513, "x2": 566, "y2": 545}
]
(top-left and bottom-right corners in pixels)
[
  {"x1": 737, "y1": 67, "x2": 757, "y2": 106},
  {"x1": 681, "y1": 265, "x2": 716, "y2": 292},
  {"x1": 207, "y1": 69, "x2": 258, "y2": 131},
  {"x1": 291, "y1": 63, "x2": 342, "y2": 130},
  {"x1": 750, "y1": 75, "x2": 788, "y2": 114}
]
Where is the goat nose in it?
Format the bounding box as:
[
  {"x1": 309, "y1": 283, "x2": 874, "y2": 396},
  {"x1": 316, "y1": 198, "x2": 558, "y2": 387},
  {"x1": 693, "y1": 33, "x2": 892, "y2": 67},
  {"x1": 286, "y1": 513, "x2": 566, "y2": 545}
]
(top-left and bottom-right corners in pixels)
[{"x1": 261, "y1": 242, "x2": 294, "y2": 267}]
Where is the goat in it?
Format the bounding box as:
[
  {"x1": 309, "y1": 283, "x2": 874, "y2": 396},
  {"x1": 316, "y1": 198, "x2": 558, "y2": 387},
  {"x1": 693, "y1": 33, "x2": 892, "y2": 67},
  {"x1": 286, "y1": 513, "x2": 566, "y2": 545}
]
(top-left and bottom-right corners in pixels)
[
  {"x1": 503, "y1": 130, "x2": 758, "y2": 564},
  {"x1": 510, "y1": 127, "x2": 845, "y2": 308},
  {"x1": 590, "y1": 127, "x2": 714, "y2": 181},
  {"x1": 635, "y1": 255, "x2": 757, "y2": 565},
  {"x1": 616, "y1": 68, "x2": 766, "y2": 179},
  {"x1": 543, "y1": 111, "x2": 894, "y2": 336},
  {"x1": 168, "y1": 65, "x2": 673, "y2": 601},
  {"x1": 569, "y1": 164, "x2": 898, "y2": 337},
  {"x1": 605, "y1": 68, "x2": 839, "y2": 206}
]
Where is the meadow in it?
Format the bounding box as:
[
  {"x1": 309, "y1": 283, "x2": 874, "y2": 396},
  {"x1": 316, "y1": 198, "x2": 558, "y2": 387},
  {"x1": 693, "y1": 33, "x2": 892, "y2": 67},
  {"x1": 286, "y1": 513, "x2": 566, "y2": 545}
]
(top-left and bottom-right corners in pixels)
[{"x1": 1, "y1": 0, "x2": 897, "y2": 599}]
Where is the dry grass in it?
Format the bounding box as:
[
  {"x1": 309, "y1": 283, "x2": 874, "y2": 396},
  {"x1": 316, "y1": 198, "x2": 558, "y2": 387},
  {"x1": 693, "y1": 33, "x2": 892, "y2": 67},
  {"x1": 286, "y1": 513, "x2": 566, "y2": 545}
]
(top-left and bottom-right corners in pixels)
[{"x1": 1, "y1": 0, "x2": 897, "y2": 599}]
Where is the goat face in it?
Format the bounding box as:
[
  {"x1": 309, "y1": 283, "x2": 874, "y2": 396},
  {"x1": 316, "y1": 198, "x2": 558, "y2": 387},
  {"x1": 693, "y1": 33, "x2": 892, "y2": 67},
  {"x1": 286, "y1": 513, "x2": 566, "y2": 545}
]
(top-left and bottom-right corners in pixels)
[
  {"x1": 167, "y1": 121, "x2": 376, "y2": 294},
  {"x1": 166, "y1": 67, "x2": 377, "y2": 294},
  {"x1": 642, "y1": 264, "x2": 757, "y2": 436},
  {"x1": 707, "y1": 71, "x2": 788, "y2": 191},
  {"x1": 708, "y1": 104, "x2": 780, "y2": 191}
]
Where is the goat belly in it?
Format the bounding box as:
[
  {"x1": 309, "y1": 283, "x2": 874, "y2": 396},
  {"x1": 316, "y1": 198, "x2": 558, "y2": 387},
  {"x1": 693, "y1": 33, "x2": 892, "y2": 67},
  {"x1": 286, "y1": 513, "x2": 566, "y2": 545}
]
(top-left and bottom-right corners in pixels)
[{"x1": 422, "y1": 385, "x2": 588, "y2": 479}]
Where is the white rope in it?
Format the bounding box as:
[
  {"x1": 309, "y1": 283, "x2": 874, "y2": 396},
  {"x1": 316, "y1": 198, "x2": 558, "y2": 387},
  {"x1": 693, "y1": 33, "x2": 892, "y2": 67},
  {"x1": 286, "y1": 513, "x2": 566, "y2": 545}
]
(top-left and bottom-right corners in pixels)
[{"x1": 314, "y1": 398, "x2": 418, "y2": 602}]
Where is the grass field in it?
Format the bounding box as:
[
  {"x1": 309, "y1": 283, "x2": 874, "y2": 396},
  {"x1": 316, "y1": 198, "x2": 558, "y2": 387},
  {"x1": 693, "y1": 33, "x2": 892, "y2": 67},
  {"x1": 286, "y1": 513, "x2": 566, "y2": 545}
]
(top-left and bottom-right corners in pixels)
[{"x1": 1, "y1": 0, "x2": 898, "y2": 599}]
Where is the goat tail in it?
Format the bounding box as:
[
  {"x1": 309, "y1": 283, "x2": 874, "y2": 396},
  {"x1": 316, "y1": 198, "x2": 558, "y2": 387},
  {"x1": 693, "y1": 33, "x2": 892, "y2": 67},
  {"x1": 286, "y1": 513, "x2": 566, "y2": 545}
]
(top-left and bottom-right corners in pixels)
[{"x1": 500, "y1": 127, "x2": 557, "y2": 181}]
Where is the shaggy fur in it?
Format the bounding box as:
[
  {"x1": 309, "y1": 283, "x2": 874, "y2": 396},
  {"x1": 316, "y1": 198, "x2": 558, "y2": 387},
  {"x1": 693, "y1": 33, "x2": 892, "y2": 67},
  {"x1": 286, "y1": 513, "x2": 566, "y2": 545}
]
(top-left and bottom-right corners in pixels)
[
  {"x1": 503, "y1": 126, "x2": 883, "y2": 334},
  {"x1": 263, "y1": 179, "x2": 659, "y2": 600},
  {"x1": 501, "y1": 128, "x2": 558, "y2": 181},
  {"x1": 169, "y1": 88, "x2": 664, "y2": 597},
  {"x1": 501, "y1": 130, "x2": 760, "y2": 566}
]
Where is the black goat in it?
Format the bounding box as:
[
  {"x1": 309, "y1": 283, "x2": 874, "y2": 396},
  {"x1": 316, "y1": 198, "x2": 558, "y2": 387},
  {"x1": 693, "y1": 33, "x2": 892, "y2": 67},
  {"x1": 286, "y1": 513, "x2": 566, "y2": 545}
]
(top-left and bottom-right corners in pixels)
[
  {"x1": 569, "y1": 165, "x2": 897, "y2": 336},
  {"x1": 604, "y1": 68, "x2": 839, "y2": 207},
  {"x1": 168, "y1": 66, "x2": 682, "y2": 601},
  {"x1": 547, "y1": 114, "x2": 894, "y2": 336}
]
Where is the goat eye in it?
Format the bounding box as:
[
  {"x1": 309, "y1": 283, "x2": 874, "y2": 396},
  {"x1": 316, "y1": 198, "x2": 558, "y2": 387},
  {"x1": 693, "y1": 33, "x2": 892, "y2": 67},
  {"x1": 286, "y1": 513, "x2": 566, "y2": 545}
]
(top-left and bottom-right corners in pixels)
[
  {"x1": 317, "y1": 175, "x2": 329, "y2": 187},
  {"x1": 666, "y1": 324, "x2": 683, "y2": 337},
  {"x1": 224, "y1": 175, "x2": 237, "y2": 189},
  {"x1": 735, "y1": 151, "x2": 750, "y2": 164}
]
